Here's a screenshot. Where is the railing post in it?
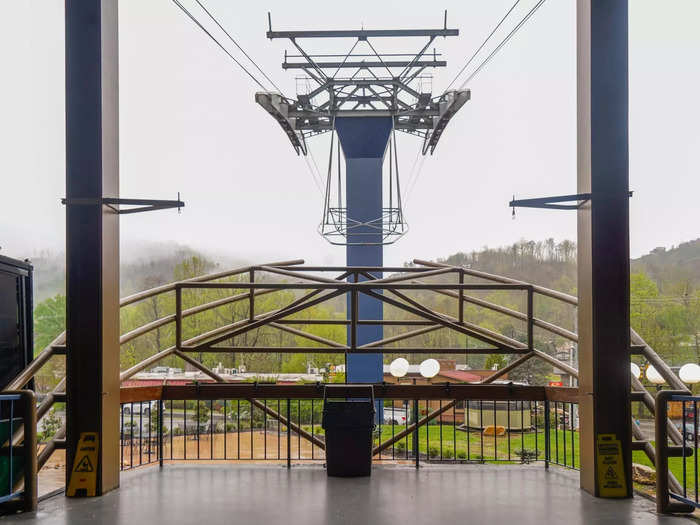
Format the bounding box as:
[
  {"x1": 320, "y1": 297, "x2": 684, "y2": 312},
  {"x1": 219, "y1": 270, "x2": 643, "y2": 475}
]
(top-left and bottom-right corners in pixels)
[
  {"x1": 350, "y1": 287, "x2": 358, "y2": 352},
  {"x1": 414, "y1": 399, "x2": 419, "y2": 469},
  {"x1": 458, "y1": 270, "x2": 464, "y2": 324},
  {"x1": 286, "y1": 399, "x2": 291, "y2": 469},
  {"x1": 20, "y1": 391, "x2": 37, "y2": 513},
  {"x1": 158, "y1": 399, "x2": 164, "y2": 468},
  {"x1": 527, "y1": 286, "x2": 533, "y2": 351},
  {"x1": 175, "y1": 285, "x2": 182, "y2": 350},
  {"x1": 249, "y1": 269, "x2": 255, "y2": 322},
  {"x1": 544, "y1": 399, "x2": 550, "y2": 469}
]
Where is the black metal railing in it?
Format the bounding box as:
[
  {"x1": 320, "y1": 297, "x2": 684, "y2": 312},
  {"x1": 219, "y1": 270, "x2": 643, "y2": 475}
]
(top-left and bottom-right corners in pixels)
[
  {"x1": 656, "y1": 391, "x2": 698, "y2": 514},
  {"x1": 0, "y1": 391, "x2": 37, "y2": 513},
  {"x1": 119, "y1": 384, "x2": 579, "y2": 472}
]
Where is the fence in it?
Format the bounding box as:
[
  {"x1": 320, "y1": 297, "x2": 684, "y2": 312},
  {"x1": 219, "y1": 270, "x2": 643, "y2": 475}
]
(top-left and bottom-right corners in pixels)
[
  {"x1": 119, "y1": 384, "x2": 579, "y2": 472},
  {"x1": 0, "y1": 391, "x2": 37, "y2": 514}
]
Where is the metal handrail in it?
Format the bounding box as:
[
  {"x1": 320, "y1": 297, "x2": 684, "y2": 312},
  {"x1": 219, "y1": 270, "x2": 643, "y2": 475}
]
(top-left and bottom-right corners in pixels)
[
  {"x1": 655, "y1": 391, "x2": 696, "y2": 514},
  {"x1": 0, "y1": 258, "x2": 680, "y2": 509},
  {"x1": 0, "y1": 391, "x2": 37, "y2": 513}
]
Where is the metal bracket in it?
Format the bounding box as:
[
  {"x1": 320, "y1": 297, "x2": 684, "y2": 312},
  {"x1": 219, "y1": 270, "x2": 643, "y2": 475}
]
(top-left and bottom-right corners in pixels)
[
  {"x1": 61, "y1": 194, "x2": 185, "y2": 215},
  {"x1": 509, "y1": 192, "x2": 633, "y2": 215}
]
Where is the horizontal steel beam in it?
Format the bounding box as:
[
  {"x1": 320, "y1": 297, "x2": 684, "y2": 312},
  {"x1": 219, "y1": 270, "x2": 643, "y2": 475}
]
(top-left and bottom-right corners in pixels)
[
  {"x1": 267, "y1": 29, "x2": 458, "y2": 39},
  {"x1": 118, "y1": 383, "x2": 578, "y2": 402},
  {"x1": 178, "y1": 282, "x2": 531, "y2": 291},
  {"x1": 180, "y1": 345, "x2": 514, "y2": 354},
  {"x1": 283, "y1": 60, "x2": 446, "y2": 69}
]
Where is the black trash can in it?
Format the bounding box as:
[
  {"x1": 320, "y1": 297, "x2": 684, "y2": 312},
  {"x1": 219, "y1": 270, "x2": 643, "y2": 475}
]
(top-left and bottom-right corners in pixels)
[{"x1": 322, "y1": 385, "x2": 375, "y2": 477}]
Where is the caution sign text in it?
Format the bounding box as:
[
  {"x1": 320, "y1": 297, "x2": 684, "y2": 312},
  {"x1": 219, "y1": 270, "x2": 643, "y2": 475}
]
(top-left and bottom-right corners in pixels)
[
  {"x1": 596, "y1": 433, "x2": 628, "y2": 498},
  {"x1": 67, "y1": 432, "x2": 99, "y2": 497}
]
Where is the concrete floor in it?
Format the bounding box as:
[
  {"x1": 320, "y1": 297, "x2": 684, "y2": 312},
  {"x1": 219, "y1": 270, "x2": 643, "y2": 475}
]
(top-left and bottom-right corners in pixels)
[{"x1": 1, "y1": 464, "x2": 695, "y2": 525}]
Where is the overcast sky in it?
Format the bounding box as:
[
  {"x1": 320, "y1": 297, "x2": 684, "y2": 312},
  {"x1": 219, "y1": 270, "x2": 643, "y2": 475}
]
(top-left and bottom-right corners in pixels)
[{"x1": 1, "y1": 1, "x2": 698, "y2": 268}]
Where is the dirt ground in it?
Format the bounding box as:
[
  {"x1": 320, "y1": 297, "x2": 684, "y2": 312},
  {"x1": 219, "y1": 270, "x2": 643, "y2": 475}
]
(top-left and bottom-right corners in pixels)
[
  {"x1": 124, "y1": 430, "x2": 326, "y2": 466},
  {"x1": 38, "y1": 431, "x2": 411, "y2": 497}
]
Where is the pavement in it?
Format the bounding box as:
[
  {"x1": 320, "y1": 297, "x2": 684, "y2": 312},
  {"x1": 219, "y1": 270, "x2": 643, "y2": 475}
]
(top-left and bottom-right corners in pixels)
[{"x1": 2, "y1": 464, "x2": 697, "y2": 524}]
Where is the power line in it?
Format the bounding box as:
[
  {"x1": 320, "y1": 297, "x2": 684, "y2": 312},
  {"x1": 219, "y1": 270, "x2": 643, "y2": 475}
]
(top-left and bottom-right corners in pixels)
[
  {"x1": 193, "y1": 0, "x2": 287, "y2": 96},
  {"x1": 404, "y1": 150, "x2": 428, "y2": 209},
  {"x1": 459, "y1": 0, "x2": 547, "y2": 89},
  {"x1": 444, "y1": 0, "x2": 521, "y2": 92},
  {"x1": 171, "y1": 0, "x2": 268, "y2": 91},
  {"x1": 303, "y1": 154, "x2": 326, "y2": 199}
]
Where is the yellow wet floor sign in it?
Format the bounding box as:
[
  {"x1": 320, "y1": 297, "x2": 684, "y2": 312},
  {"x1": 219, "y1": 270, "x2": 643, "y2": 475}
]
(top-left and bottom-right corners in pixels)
[
  {"x1": 596, "y1": 433, "x2": 628, "y2": 498},
  {"x1": 67, "y1": 432, "x2": 99, "y2": 497}
]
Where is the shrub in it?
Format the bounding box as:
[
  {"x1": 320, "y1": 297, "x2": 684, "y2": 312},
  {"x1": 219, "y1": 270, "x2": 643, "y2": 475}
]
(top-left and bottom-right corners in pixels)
[
  {"x1": 395, "y1": 440, "x2": 407, "y2": 453},
  {"x1": 428, "y1": 446, "x2": 440, "y2": 458},
  {"x1": 456, "y1": 450, "x2": 467, "y2": 460},
  {"x1": 514, "y1": 448, "x2": 539, "y2": 464},
  {"x1": 442, "y1": 447, "x2": 455, "y2": 459}
]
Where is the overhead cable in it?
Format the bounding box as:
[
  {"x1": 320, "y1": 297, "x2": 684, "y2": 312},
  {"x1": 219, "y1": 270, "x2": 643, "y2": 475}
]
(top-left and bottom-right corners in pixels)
[
  {"x1": 458, "y1": 0, "x2": 547, "y2": 89},
  {"x1": 443, "y1": 0, "x2": 521, "y2": 92},
  {"x1": 193, "y1": 0, "x2": 287, "y2": 96},
  {"x1": 171, "y1": 0, "x2": 269, "y2": 92}
]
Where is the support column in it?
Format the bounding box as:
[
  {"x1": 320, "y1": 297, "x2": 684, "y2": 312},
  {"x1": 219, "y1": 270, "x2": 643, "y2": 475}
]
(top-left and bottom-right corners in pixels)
[
  {"x1": 577, "y1": 0, "x2": 632, "y2": 497},
  {"x1": 65, "y1": 0, "x2": 120, "y2": 495},
  {"x1": 335, "y1": 117, "x2": 392, "y2": 385}
]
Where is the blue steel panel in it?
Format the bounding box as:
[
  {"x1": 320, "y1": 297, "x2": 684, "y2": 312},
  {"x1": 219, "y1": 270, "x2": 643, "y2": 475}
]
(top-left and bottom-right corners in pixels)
[
  {"x1": 335, "y1": 117, "x2": 392, "y2": 386},
  {"x1": 335, "y1": 117, "x2": 393, "y2": 158}
]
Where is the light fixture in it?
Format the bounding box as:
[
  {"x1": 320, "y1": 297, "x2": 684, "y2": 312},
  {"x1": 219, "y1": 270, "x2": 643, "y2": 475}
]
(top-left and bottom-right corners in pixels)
[
  {"x1": 630, "y1": 362, "x2": 641, "y2": 379},
  {"x1": 646, "y1": 365, "x2": 665, "y2": 385},
  {"x1": 419, "y1": 359, "x2": 440, "y2": 379},
  {"x1": 679, "y1": 363, "x2": 700, "y2": 385},
  {"x1": 389, "y1": 358, "x2": 409, "y2": 378}
]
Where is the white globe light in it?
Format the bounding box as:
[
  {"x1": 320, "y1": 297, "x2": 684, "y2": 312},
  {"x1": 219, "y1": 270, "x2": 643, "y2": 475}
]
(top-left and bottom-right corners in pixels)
[
  {"x1": 646, "y1": 365, "x2": 665, "y2": 385},
  {"x1": 679, "y1": 363, "x2": 700, "y2": 385},
  {"x1": 630, "y1": 363, "x2": 641, "y2": 379},
  {"x1": 419, "y1": 359, "x2": 440, "y2": 379},
  {"x1": 389, "y1": 358, "x2": 409, "y2": 378}
]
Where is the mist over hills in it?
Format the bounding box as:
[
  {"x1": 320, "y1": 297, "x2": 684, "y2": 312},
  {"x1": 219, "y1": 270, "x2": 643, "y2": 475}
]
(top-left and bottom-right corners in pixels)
[
  {"x1": 24, "y1": 237, "x2": 700, "y2": 303},
  {"x1": 27, "y1": 241, "x2": 247, "y2": 302}
]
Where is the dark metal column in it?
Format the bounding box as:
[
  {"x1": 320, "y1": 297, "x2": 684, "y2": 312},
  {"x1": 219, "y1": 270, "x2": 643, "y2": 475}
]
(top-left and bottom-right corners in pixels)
[
  {"x1": 576, "y1": 0, "x2": 632, "y2": 497},
  {"x1": 335, "y1": 117, "x2": 392, "y2": 385},
  {"x1": 65, "y1": 0, "x2": 120, "y2": 495}
]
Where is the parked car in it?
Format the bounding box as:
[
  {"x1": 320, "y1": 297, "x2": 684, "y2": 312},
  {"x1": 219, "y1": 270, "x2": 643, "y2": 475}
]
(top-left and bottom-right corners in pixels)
[
  {"x1": 675, "y1": 420, "x2": 700, "y2": 442},
  {"x1": 122, "y1": 400, "x2": 158, "y2": 417},
  {"x1": 383, "y1": 407, "x2": 409, "y2": 425}
]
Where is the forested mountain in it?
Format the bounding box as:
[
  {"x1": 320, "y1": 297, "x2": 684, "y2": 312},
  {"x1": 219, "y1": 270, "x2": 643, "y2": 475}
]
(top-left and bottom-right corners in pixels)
[
  {"x1": 29, "y1": 241, "x2": 245, "y2": 302},
  {"x1": 28, "y1": 238, "x2": 700, "y2": 391},
  {"x1": 631, "y1": 239, "x2": 700, "y2": 295},
  {"x1": 434, "y1": 238, "x2": 577, "y2": 294}
]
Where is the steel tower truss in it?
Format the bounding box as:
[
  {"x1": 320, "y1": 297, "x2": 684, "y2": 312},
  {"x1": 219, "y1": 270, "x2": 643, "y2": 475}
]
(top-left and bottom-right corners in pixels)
[{"x1": 256, "y1": 19, "x2": 470, "y2": 156}]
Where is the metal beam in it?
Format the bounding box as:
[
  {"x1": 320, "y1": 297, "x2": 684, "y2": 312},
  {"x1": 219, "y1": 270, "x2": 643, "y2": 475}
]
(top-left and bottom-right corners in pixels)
[
  {"x1": 283, "y1": 60, "x2": 447, "y2": 69},
  {"x1": 65, "y1": 0, "x2": 120, "y2": 495},
  {"x1": 577, "y1": 0, "x2": 632, "y2": 498},
  {"x1": 267, "y1": 29, "x2": 458, "y2": 39}
]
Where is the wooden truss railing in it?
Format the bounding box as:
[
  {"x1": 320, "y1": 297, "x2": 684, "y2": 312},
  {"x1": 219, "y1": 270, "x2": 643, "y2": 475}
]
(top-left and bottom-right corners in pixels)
[{"x1": 0, "y1": 258, "x2": 686, "y2": 492}]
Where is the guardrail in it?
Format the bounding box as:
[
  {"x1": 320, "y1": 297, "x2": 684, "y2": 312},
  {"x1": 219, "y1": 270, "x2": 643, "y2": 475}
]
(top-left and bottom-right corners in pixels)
[
  {"x1": 118, "y1": 384, "x2": 579, "y2": 471},
  {"x1": 1, "y1": 259, "x2": 671, "y2": 503},
  {"x1": 0, "y1": 391, "x2": 37, "y2": 514},
  {"x1": 655, "y1": 391, "x2": 698, "y2": 514}
]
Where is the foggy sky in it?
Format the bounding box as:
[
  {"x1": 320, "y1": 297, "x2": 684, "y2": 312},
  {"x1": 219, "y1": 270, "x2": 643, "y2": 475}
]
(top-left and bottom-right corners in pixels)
[{"x1": 2, "y1": 1, "x2": 698, "y2": 267}]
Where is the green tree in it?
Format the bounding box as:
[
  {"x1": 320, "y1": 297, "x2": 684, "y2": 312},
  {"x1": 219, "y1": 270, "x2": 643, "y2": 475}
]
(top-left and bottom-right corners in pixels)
[{"x1": 34, "y1": 294, "x2": 65, "y2": 354}]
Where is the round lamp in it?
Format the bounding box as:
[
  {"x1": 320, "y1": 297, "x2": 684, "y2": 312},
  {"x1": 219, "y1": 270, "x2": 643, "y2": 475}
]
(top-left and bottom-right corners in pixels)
[
  {"x1": 646, "y1": 365, "x2": 665, "y2": 385},
  {"x1": 679, "y1": 363, "x2": 700, "y2": 385},
  {"x1": 389, "y1": 358, "x2": 410, "y2": 378},
  {"x1": 630, "y1": 362, "x2": 641, "y2": 379},
  {"x1": 419, "y1": 359, "x2": 440, "y2": 379}
]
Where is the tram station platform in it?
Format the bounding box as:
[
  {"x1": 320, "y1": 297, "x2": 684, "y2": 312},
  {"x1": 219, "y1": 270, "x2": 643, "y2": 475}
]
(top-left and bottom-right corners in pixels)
[{"x1": 3, "y1": 465, "x2": 692, "y2": 525}]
